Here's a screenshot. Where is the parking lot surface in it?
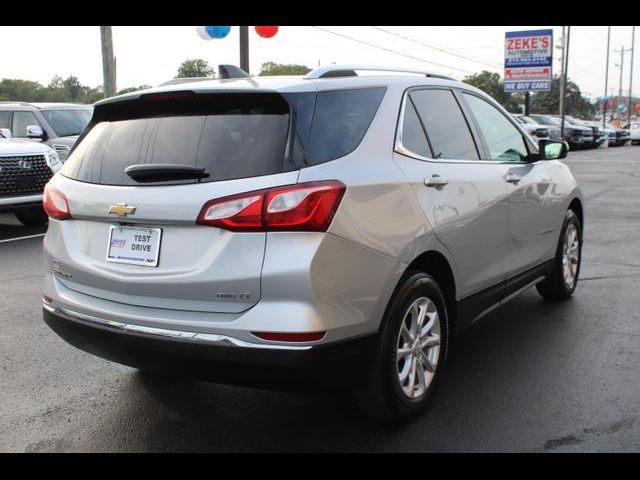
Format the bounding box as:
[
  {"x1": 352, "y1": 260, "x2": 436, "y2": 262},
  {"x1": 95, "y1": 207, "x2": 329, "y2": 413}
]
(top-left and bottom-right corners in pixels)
[{"x1": 1, "y1": 146, "x2": 639, "y2": 452}]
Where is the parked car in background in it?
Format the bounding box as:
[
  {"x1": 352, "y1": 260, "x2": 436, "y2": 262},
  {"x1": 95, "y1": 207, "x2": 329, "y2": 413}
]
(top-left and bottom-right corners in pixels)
[
  {"x1": 606, "y1": 122, "x2": 631, "y2": 146},
  {"x1": 0, "y1": 128, "x2": 62, "y2": 225},
  {"x1": 623, "y1": 121, "x2": 639, "y2": 144},
  {"x1": 41, "y1": 64, "x2": 584, "y2": 422},
  {"x1": 528, "y1": 114, "x2": 594, "y2": 150},
  {"x1": 562, "y1": 116, "x2": 606, "y2": 148},
  {"x1": 513, "y1": 115, "x2": 550, "y2": 144},
  {"x1": 518, "y1": 115, "x2": 562, "y2": 140},
  {"x1": 0, "y1": 102, "x2": 93, "y2": 161}
]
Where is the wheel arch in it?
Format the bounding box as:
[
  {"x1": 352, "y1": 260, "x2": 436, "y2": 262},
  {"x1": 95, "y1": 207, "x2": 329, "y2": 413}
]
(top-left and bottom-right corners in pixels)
[
  {"x1": 393, "y1": 250, "x2": 458, "y2": 334},
  {"x1": 568, "y1": 197, "x2": 584, "y2": 231}
]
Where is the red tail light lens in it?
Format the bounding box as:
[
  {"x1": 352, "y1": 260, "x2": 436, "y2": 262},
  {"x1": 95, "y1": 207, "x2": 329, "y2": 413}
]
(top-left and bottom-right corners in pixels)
[
  {"x1": 265, "y1": 181, "x2": 346, "y2": 232},
  {"x1": 197, "y1": 190, "x2": 266, "y2": 231},
  {"x1": 197, "y1": 180, "x2": 346, "y2": 232},
  {"x1": 252, "y1": 331, "x2": 326, "y2": 342},
  {"x1": 43, "y1": 183, "x2": 71, "y2": 220}
]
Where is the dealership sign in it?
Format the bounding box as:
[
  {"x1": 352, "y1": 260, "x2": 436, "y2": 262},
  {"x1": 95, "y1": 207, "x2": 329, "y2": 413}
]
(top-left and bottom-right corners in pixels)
[{"x1": 504, "y1": 29, "x2": 553, "y2": 92}]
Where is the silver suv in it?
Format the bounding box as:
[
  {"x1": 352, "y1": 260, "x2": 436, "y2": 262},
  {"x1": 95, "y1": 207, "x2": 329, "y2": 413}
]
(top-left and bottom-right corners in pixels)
[{"x1": 42, "y1": 65, "x2": 583, "y2": 422}]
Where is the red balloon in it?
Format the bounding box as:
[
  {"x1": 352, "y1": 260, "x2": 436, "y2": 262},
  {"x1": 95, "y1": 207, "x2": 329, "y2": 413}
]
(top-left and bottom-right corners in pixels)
[
  {"x1": 255, "y1": 26, "x2": 279, "y2": 38},
  {"x1": 635, "y1": 103, "x2": 640, "y2": 112}
]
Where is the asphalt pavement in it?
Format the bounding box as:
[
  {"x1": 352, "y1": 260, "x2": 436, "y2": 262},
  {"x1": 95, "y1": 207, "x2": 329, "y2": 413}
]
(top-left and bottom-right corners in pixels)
[{"x1": 1, "y1": 145, "x2": 639, "y2": 452}]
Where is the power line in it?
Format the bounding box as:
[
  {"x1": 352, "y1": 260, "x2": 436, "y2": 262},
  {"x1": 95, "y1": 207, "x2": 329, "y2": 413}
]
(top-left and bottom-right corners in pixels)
[
  {"x1": 371, "y1": 26, "x2": 503, "y2": 70},
  {"x1": 310, "y1": 26, "x2": 475, "y2": 75}
]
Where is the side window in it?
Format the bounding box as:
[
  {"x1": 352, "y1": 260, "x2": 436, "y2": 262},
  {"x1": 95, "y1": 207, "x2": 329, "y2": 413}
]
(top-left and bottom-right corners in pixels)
[
  {"x1": 463, "y1": 93, "x2": 528, "y2": 162},
  {"x1": 0, "y1": 111, "x2": 10, "y2": 129},
  {"x1": 12, "y1": 111, "x2": 41, "y2": 138},
  {"x1": 410, "y1": 89, "x2": 479, "y2": 160},
  {"x1": 400, "y1": 98, "x2": 431, "y2": 157},
  {"x1": 305, "y1": 87, "x2": 386, "y2": 165}
]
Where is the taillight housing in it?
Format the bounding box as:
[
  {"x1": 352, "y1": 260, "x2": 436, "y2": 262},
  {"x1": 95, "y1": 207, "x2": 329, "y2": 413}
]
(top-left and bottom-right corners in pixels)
[
  {"x1": 43, "y1": 183, "x2": 71, "y2": 220},
  {"x1": 197, "y1": 180, "x2": 346, "y2": 232}
]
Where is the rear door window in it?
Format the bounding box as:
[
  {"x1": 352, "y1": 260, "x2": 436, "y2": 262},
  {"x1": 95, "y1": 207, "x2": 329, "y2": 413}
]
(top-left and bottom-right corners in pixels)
[
  {"x1": 409, "y1": 89, "x2": 479, "y2": 160},
  {"x1": 0, "y1": 111, "x2": 10, "y2": 129},
  {"x1": 400, "y1": 98, "x2": 431, "y2": 158}
]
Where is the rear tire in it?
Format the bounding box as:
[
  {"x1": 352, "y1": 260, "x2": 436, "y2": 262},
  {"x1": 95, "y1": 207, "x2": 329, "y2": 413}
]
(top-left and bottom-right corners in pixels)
[
  {"x1": 355, "y1": 271, "x2": 449, "y2": 423},
  {"x1": 536, "y1": 209, "x2": 582, "y2": 300},
  {"x1": 15, "y1": 207, "x2": 48, "y2": 227}
]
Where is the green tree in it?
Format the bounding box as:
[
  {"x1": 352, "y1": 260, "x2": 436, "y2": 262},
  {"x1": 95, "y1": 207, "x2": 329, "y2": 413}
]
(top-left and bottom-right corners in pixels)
[
  {"x1": 462, "y1": 70, "x2": 522, "y2": 113},
  {"x1": 0, "y1": 79, "x2": 48, "y2": 102},
  {"x1": 530, "y1": 76, "x2": 596, "y2": 118},
  {"x1": 259, "y1": 62, "x2": 311, "y2": 76},
  {"x1": 177, "y1": 59, "x2": 215, "y2": 78}
]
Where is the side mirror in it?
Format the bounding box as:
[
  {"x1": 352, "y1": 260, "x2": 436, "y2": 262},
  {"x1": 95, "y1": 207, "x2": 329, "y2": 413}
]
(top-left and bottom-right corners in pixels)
[
  {"x1": 0, "y1": 128, "x2": 12, "y2": 138},
  {"x1": 539, "y1": 139, "x2": 568, "y2": 160},
  {"x1": 26, "y1": 124, "x2": 44, "y2": 139}
]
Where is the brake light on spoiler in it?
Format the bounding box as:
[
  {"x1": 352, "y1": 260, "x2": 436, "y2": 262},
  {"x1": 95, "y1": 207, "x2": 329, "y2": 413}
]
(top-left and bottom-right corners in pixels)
[{"x1": 197, "y1": 180, "x2": 346, "y2": 232}]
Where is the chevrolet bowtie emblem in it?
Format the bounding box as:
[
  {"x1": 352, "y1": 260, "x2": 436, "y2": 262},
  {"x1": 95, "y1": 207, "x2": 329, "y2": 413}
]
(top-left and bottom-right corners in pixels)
[{"x1": 109, "y1": 203, "x2": 137, "y2": 217}]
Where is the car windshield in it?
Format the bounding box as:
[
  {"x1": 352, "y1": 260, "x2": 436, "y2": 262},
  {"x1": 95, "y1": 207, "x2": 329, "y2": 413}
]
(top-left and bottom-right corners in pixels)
[
  {"x1": 40, "y1": 108, "x2": 93, "y2": 137},
  {"x1": 520, "y1": 116, "x2": 538, "y2": 124}
]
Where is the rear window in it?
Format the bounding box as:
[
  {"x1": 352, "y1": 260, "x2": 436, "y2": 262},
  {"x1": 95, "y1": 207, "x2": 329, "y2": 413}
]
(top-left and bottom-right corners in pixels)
[
  {"x1": 62, "y1": 88, "x2": 384, "y2": 186},
  {"x1": 62, "y1": 92, "x2": 308, "y2": 186}
]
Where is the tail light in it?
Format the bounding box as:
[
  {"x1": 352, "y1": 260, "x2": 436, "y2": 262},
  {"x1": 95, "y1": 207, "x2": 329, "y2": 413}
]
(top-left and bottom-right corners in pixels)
[
  {"x1": 43, "y1": 183, "x2": 71, "y2": 220},
  {"x1": 197, "y1": 180, "x2": 345, "y2": 232}
]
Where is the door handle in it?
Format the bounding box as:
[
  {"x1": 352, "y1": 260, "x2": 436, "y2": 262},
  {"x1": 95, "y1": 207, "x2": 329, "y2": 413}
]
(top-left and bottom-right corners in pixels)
[
  {"x1": 425, "y1": 174, "x2": 448, "y2": 188},
  {"x1": 504, "y1": 173, "x2": 522, "y2": 184}
]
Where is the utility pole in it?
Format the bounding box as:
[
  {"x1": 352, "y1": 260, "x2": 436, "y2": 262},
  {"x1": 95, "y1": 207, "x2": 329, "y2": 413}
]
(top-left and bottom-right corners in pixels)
[
  {"x1": 239, "y1": 26, "x2": 249, "y2": 74},
  {"x1": 100, "y1": 26, "x2": 116, "y2": 98},
  {"x1": 558, "y1": 26, "x2": 566, "y2": 117},
  {"x1": 604, "y1": 26, "x2": 611, "y2": 131},
  {"x1": 560, "y1": 26, "x2": 571, "y2": 140},
  {"x1": 628, "y1": 26, "x2": 636, "y2": 123},
  {"x1": 614, "y1": 46, "x2": 629, "y2": 122}
]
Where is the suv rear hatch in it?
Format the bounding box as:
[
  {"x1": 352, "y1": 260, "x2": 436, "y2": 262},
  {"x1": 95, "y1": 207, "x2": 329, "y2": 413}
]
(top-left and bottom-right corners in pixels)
[{"x1": 50, "y1": 90, "x2": 315, "y2": 314}]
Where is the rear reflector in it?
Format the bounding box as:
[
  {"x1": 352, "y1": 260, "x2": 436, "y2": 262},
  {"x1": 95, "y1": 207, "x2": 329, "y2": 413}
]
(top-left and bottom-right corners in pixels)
[
  {"x1": 252, "y1": 331, "x2": 326, "y2": 342},
  {"x1": 43, "y1": 183, "x2": 71, "y2": 220},
  {"x1": 197, "y1": 180, "x2": 345, "y2": 232}
]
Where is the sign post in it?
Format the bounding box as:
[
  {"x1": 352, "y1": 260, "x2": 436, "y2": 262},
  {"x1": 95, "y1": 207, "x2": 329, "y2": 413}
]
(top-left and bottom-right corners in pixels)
[{"x1": 504, "y1": 29, "x2": 554, "y2": 115}]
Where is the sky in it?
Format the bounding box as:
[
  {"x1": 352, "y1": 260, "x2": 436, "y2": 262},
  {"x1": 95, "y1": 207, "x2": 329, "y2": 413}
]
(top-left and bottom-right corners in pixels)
[{"x1": 0, "y1": 26, "x2": 637, "y2": 100}]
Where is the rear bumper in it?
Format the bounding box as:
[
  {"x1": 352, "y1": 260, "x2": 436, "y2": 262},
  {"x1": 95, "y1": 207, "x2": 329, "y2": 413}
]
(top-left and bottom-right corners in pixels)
[{"x1": 43, "y1": 307, "x2": 377, "y2": 392}]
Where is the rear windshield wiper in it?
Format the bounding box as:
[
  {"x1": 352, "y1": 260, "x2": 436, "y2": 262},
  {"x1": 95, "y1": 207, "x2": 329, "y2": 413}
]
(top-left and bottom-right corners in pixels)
[{"x1": 125, "y1": 164, "x2": 210, "y2": 183}]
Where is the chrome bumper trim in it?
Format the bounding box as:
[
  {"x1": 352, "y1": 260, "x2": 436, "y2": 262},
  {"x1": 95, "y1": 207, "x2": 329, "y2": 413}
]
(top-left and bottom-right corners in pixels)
[
  {"x1": 0, "y1": 194, "x2": 43, "y2": 206},
  {"x1": 45, "y1": 304, "x2": 313, "y2": 351}
]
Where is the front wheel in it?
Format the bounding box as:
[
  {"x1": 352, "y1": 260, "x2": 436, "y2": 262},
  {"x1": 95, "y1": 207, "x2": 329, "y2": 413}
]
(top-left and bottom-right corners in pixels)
[
  {"x1": 537, "y1": 209, "x2": 582, "y2": 300},
  {"x1": 355, "y1": 272, "x2": 449, "y2": 423}
]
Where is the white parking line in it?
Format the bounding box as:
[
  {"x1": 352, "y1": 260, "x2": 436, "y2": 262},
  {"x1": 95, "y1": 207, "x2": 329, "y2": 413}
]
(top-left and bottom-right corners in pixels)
[{"x1": 0, "y1": 233, "x2": 46, "y2": 243}]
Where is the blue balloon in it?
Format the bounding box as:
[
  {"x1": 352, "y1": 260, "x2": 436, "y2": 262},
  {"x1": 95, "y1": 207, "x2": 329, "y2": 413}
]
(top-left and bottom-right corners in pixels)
[{"x1": 205, "y1": 26, "x2": 231, "y2": 39}]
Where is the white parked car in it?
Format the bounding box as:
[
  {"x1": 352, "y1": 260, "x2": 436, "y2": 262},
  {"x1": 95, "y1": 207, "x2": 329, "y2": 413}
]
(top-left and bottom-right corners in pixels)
[
  {"x1": 627, "y1": 121, "x2": 640, "y2": 144},
  {"x1": 0, "y1": 127, "x2": 62, "y2": 225}
]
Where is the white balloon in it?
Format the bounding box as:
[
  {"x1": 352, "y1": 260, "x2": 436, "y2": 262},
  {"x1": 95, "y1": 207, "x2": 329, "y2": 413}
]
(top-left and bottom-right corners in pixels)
[{"x1": 196, "y1": 26, "x2": 212, "y2": 40}]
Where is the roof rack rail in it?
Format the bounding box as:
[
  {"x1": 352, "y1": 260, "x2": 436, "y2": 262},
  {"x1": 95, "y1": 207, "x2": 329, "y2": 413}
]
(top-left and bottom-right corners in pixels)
[
  {"x1": 0, "y1": 101, "x2": 33, "y2": 106},
  {"x1": 158, "y1": 77, "x2": 215, "y2": 87},
  {"x1": 304, "y1": 65, "x2": 457, "y2": 81}
]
